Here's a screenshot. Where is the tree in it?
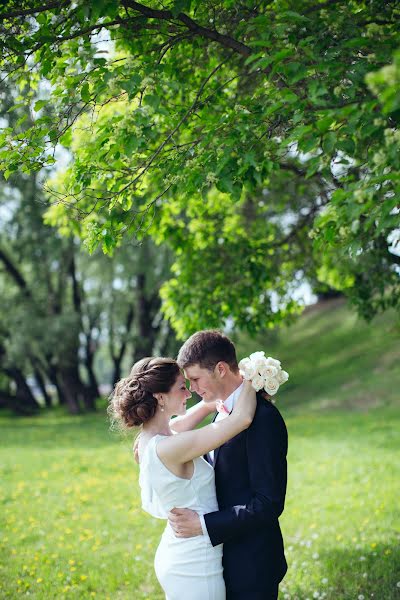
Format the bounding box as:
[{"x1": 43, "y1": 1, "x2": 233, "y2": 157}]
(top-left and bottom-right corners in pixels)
[
  {"x1": 0, "y1": 1, "x2": 399, "y2": 335},
  {"x1": 0, "y1": 79, "x2": 178, "y2": 415}
]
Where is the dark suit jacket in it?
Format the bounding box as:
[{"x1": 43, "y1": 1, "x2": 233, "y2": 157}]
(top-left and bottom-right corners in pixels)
[{"x1": 204, "y1": 393, "x2": 288, "y2": 595}]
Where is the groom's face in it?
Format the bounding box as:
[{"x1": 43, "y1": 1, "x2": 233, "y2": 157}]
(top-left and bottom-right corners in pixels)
[{"x1": 184, "y1": 364, "x2": 222, "y2": 403}]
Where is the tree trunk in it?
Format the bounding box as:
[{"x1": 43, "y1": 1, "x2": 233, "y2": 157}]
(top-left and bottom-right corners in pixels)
[
  {"x1": 46, "y1": 364, "x2": 67, "y2": 405},
  {"x1": 57, "y1": 367, "x2": 82, "y2": 415},
  {"x1": 0, "y1": 390, "x2": 17, "y2": 411},
  {"x1": 58, "y1": 363, "x2": 98, "y2": 414},
  {"x1": 82, "y1": 386, "x2": 97, "y2": 412},
  {"x1": 33, "y1": 366, "x2": 52, "y2": 408},
  {"x1": 4, "y1": 367, "x2": 40, "y2": 415},
  {"x1": 110, "y1": 304, "x2": 134, "y2": 386},
  {"x1": 133, "y1": 273, "x2": 157, "y2": 361},
  {"x1": 158, "y1": 323, "x2": 179, "y2": 359},
  {"x1": 84, "y1": 345, "x2": 100, "y2": 400},
  {"x1": 111, "y1": 357, "x2": 123, "y2": 388}
]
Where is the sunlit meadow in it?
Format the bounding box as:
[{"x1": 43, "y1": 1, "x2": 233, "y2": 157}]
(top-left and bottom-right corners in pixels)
[{"x1": 1, "y1": 301, "x2": 399, "y2": 599}]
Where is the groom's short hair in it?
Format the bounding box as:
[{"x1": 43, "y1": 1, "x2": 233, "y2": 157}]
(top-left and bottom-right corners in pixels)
[{"x1": 177, "y1": 330, "x2": 239, "y2": 373}]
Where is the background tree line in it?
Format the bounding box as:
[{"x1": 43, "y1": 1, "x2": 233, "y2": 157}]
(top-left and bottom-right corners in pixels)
[
  {"x1": 0, "y1": 1, "x2": 399, "y2": 413},
  {"x1": 0, "y1": 83, "x2": 178, "y2": 414}
]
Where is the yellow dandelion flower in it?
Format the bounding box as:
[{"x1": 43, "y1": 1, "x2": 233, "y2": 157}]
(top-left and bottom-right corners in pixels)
[{"x1": 36, "y1": 578, "x2": 43, "y2": 584}]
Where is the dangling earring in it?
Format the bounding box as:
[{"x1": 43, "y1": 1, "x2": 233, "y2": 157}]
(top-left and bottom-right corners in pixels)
[{"x1": 160, "y1": 405, "x2": 165, "y2": 412}]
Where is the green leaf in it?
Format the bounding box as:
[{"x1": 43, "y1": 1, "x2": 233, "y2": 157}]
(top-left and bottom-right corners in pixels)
[
  {"x1": 81, "y1": 83, "x2": 91, "y2": 103},
  {"x1": 316, "y1": 116, "x2": 334, "y2": 134},
  {"x1": 322, "y1": 131, "x2": 337, "y2": 154},
  {"x1": 144, "y1": 94, "x2": 160, "y2": 109},
  {"x1": 34, "y1": 100, "x2": 48, "y2": 112},
  {"x1": 7, "y1": 103, "x2": 26, "y2": 113},
  {"x1": 102, "y1": 233, "x2": 116, "y2": 255},
  {"x1": 171, "y1": 0, "x2": 191, "y2": 17}
]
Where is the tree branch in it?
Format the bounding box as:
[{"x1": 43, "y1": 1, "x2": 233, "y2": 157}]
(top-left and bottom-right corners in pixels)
[
  {"x1": 304, "y1": 0, "x2": 344, "y2": 15},
  {"x1": 110, "y1": 60, "x2": 228, "y2": 199},
  {"x1": 0, "y1": 1, "x2": 68, "y2": 21},
  {"x1": 121, "y1": 0, "x2": 252, "y2": 57},
  {"x1": 0, "y1": 248, "x2": 33, "y2": 300}
]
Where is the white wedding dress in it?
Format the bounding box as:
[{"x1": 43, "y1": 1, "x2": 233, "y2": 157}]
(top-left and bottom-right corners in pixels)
[{"x1": 139, "y1": 434, "x2": 225, "y2": 600}]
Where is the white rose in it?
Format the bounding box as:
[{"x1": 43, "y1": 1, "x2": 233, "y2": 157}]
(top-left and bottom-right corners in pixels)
[
  {"x1": 249, "y1": 351, "x2": 265, "y2": 361},
  {"x1": 260, "y1": 364, "x2": 278, "y2": 379},
  {"x1": 238, "y1": 358, "x2": 257, "y2": 380},
  {"x1": 278, "y1": 370, "x2": 289, "y2": 384},
  {"x1": 251, "y1": 374, "x2": 265, "y2": 391},
  {"x1": 265, "y1": 356, "x2": 281, "y2": 369},
  {"x1": 250, "y1": 352, "x2": 268, "y2": 372},
  {"x1": 263, "y1": 377, "x2": 280, "y2": 396}
]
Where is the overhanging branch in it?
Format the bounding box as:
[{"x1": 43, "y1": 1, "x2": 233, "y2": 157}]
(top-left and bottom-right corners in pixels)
[{"x1": 121, "y1": 0, "x2": 253, "y2": 57}]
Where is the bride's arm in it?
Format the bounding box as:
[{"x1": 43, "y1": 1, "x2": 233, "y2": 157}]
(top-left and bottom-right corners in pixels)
[
  {"x1": 170, "y1": 400, "x2": 216, "y2": 433},
  {"x1": 132, "y1": 400, "x2": 215, "y2": 462},
  {"x1": 157, "y1": 380, "x2": 256, "y2": 465}
]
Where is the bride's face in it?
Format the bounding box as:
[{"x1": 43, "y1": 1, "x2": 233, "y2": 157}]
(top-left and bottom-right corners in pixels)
[{"x1": 164, "y1": 373, "x2": 192, "y2": 417}]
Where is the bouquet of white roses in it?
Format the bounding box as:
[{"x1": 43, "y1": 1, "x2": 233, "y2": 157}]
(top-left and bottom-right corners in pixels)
[{"x1": 238, "y1": 351, "x2": 289, "y2": 399}]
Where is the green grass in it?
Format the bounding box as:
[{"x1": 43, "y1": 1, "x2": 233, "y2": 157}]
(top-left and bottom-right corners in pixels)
[
  {"x1": 1, "y1": 300, "x2": 399, "y2": 599},
  {"x1": 236, "y1": 298, "x2": 400, "y2": 413}
]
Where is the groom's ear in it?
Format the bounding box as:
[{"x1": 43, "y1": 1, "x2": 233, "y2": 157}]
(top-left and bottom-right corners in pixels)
[{"x1": 214, "y1": 361, "x2": 228, "y2": 379}]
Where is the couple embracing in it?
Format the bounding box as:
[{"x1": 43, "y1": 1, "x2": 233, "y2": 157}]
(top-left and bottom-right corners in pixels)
[{"x1": 109, "y1": 330, "x2": 288, "y2": 599}]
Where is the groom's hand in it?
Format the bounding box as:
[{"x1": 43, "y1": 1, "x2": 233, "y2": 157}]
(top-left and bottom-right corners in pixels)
[{"x1": 168, "y1": 508, "x2": 202, "y2": 538}]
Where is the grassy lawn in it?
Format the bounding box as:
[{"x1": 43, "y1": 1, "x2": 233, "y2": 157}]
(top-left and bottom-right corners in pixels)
[{"x1": 1, "y1": 300, "x2": 399, "y2": 599}]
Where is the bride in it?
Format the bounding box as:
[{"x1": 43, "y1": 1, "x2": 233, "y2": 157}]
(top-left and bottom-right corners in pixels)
[{"x1": 108, "y1": 356, "x2": 256, "y2": 600}]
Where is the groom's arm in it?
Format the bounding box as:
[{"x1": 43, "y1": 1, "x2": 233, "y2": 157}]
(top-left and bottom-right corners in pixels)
[{"x1": 204, "y1": 406, "x2": 288, "y2": 546}]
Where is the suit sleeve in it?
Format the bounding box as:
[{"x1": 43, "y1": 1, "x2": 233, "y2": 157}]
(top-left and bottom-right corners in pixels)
[{"x1": 203, "y1": 404, "x2": 288, "y2": 546}]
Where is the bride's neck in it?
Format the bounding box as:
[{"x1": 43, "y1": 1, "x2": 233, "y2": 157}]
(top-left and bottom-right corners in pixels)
[{"x1": 142, "y1": 412, "x2": 173, "y2": 437}]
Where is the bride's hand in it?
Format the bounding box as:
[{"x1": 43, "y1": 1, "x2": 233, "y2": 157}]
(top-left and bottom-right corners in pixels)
[
  {"x1": 232, "y1": 379, "x2": 257, "y2": 424},
  {"x1": 203, "y1": 399, "x2": 217, "y2": 414}
]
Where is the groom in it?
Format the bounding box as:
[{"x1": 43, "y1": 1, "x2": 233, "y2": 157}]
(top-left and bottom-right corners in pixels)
[{"x1": 169, "y1": 330, "x2": 288, "y2": 600}]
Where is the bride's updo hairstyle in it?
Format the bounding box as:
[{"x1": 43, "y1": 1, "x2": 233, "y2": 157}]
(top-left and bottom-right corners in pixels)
[{"x1": 108, "y1": 357, "x2": 181, "y2": 429}]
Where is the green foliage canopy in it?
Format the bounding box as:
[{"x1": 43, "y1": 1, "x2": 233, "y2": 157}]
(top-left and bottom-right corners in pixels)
[{"x1": 1, "y1": 1, "x2": 399, "y2": 335}]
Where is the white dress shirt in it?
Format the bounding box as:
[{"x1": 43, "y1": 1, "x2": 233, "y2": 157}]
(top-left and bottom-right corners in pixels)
[{"x1": 199, "y1": 382, "x2": 244, "y2": 539}]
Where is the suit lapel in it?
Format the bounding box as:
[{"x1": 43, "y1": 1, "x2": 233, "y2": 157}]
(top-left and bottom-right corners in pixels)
[
  {"x1": 213, "y1": 444, "x2": 221, "y2": 467},
  {"x1": 204, "y1": 411, "x2": 219, "y2": 464},
  {"x1": 212, "y1": 407, "x2": 232, "y2": 468},
  {"x1": 212, "y1": 393, "x2": 263, "y2": 469}
]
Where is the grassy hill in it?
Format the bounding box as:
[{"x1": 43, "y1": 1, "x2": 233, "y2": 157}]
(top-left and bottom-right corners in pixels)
[
  {"x1": 236, "y1": 297, "x2": 400, "y2": 414},
  {"x1": 0, "y1": 299, "x2": 399, "y2": 599}
]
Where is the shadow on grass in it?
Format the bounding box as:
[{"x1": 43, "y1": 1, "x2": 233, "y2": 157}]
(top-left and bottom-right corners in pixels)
[{"x1": 282, "y1": 542, "x2": 400, "y2": 599}]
